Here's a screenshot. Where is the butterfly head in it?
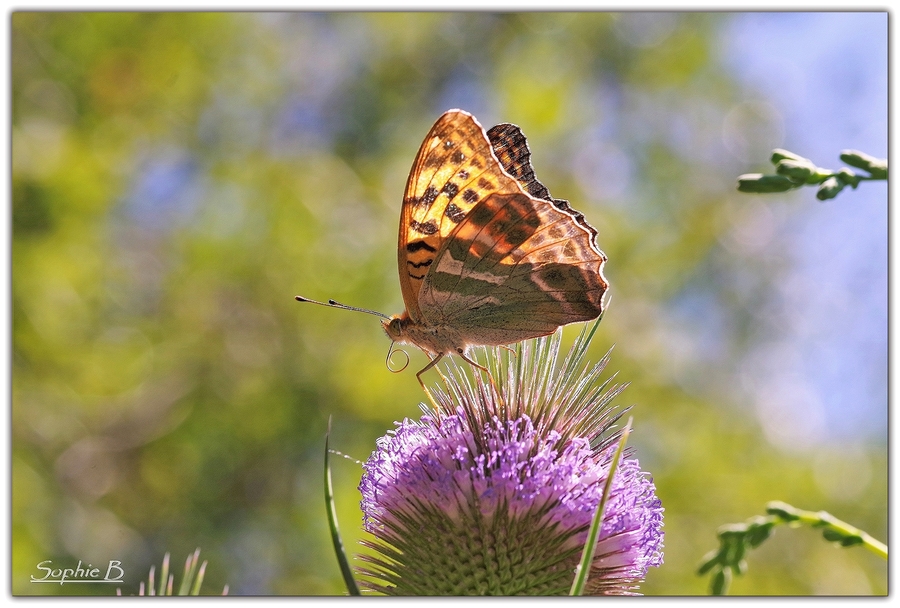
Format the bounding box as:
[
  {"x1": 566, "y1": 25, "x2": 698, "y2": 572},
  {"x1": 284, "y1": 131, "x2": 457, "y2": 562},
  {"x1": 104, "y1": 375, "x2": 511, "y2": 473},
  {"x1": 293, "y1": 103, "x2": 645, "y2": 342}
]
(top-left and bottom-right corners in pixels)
[{"x1": 382, "y1": 314, "x2": 407, "y2": 342}]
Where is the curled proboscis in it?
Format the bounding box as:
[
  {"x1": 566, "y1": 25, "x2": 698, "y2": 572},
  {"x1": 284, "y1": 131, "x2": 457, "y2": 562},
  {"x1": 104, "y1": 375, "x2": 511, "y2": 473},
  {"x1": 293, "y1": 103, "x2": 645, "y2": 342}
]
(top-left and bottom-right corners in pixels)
[{"x1": 385, "y1": 342, "x2": 410, "y2": 374}]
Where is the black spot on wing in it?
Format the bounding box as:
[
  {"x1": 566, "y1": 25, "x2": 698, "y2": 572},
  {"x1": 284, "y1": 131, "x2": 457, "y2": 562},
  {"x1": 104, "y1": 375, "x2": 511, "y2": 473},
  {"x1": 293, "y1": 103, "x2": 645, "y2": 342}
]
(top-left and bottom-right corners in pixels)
[
  {"x1": 406, "y1": 240, "x2": 438, "y2": 254},
  {"x1": 420, "y1": 185, "x2": 439, "y2": 207},
  {"x1": 407, "y1": 258, "x2": 433, "y2": 269},
  {"x1": 445, "y1": 203, "x2": 465, "y2": 224},
  {"x1": 442, "y1": 182, "x2": 459, "y2": 199},
  {"x1": 410, "y1": 220, "x2": 438, "y2": 235},
  {"x1": 467, "y1": 202, "x2": 498, "y2": 227}
]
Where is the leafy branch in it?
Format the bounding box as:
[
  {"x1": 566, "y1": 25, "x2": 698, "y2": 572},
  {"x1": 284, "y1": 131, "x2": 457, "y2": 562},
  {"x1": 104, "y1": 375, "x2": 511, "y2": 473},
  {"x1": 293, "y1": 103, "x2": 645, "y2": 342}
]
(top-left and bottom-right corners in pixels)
[
  {"x1": 737, "y1": 149, "x2": 887, "y2": 201},
  {"x1": 698, "y1": 501, "x2": 887, "y2": 595}
]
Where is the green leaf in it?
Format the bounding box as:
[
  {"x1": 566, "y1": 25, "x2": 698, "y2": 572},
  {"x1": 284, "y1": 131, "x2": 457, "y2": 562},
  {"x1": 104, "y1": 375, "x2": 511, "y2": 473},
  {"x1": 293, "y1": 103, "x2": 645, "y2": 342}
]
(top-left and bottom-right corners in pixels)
[
  {"x1": 822, "y1": 528, "x2": 863, "y2": 547},
  {"x1": 189, "y1": 560, "x2": 207, "y2": 596},
  {"x1": 158, "y1": 552, "x2": 170, "y2": 596},
  {"x1": 569, "y1": 417, "x2": 632, "y2": 596},
  {"x1": 324, "y1": 418, "x2": 361, "y2": 596},
  {"x1": 746, "y1": 522, "x2": 774, "y2": 548},
  {"x1": 697, "y1": 551, "x2": 721, "y2": 575},
  {"x1": 770, "y1": 148, "x2": 808, "y2": 164},
  {"x1": 816, "y1": 176, "x2": 845, "y2": 200},
  {"x1": 775, "y1": 158, "x2": 817, "y2": 182},
  {"x1": 737, "y1": 173, "x2": 800, "y2": 193},
  {"x1": 176, "y1": 549, "x2": 201, "y2": 595},
  {"x1": 766, "y1": 501, "x2": 800, "y2": 521},
  {"x1": 840, "y1": 149, "x2": 888, "y2": 179},
  {"x1": 711, "y1": 567, "x2": 731, "y2": 596},
  {"x1": 836, "y1": 168, "x2": 862, "y2": 188}
]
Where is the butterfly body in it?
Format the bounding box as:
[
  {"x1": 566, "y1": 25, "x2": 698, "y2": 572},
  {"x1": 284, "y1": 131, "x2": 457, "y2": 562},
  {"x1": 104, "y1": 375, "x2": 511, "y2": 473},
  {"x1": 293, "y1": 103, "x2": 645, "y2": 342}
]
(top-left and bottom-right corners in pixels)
[{"x1": 383, "y1": 313, "x2": 468, "y2": 359}]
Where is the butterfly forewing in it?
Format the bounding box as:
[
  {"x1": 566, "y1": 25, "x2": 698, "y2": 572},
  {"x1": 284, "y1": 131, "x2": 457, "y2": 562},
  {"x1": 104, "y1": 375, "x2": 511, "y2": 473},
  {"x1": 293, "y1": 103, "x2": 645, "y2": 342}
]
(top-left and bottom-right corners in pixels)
[{"x1": 399, "y1": 110, "x2": 523, "y2": 321}]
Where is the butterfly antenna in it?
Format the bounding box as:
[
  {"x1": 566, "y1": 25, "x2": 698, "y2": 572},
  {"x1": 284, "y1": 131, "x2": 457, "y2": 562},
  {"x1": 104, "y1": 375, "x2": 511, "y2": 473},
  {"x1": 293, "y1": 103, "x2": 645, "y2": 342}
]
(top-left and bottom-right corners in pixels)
[{"x1": 295, "y1": 296, "x2": 391, "y2": 320}]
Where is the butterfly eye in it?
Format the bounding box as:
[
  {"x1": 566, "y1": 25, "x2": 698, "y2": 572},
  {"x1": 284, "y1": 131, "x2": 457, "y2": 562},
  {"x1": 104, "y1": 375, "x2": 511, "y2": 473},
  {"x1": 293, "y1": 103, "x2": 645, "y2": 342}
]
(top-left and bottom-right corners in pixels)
[{"x1": 385, "y1": 317, "x2": 403, "y2": 339}]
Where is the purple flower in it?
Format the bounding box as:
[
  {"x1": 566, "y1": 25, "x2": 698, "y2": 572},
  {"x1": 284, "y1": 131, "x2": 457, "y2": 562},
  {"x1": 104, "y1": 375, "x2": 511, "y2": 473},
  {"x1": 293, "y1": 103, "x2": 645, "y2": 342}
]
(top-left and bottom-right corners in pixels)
[{"x1": 357, "y1": 328, "x2": 664, "y2": 595}]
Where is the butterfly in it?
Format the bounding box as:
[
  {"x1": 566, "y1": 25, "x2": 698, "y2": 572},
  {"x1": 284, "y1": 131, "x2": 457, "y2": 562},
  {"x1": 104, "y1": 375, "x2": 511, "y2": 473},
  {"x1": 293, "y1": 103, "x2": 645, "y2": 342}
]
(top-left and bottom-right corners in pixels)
[{"x1": 297, "y1": 109, "x2": 608, "y2": 388}]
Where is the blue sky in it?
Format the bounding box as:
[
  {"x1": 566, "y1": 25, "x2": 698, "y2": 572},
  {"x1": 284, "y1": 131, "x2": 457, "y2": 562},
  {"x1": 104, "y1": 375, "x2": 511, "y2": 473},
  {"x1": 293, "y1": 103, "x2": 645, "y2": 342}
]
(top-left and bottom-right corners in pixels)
[{"x1": 723, "y1": 12, "x2": 887, "y2": 445}]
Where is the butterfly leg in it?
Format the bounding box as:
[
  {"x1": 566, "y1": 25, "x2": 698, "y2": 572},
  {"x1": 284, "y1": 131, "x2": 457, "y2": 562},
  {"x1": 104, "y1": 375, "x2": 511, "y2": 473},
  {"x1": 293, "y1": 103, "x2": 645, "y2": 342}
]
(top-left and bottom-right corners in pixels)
[
  {"x1": 499, "y1": 345, "x2": 517, "y2": 358},
  {"x1": 456, "y1": 349, "x2": 488, "y2": 373},
  {"x1": 415, "y1": 354, "x2": 445, "y2": 408},
  {"x1": 456, "y1": 348, "x2": 503, "y2": 404}
]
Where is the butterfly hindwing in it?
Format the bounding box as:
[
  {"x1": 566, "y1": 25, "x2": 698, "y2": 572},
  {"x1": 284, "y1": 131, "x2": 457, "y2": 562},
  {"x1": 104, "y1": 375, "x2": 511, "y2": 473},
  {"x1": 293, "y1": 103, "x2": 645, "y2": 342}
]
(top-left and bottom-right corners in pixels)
[
  {"x1": 419, "y1": 190, "x2": 607, "y2": 344},
  {"x1": 488, "y1": 121, "x2": 603, "y2": 250},
  {"x1": 486, "y1": 123, "x2": 554, "y2": 201}
]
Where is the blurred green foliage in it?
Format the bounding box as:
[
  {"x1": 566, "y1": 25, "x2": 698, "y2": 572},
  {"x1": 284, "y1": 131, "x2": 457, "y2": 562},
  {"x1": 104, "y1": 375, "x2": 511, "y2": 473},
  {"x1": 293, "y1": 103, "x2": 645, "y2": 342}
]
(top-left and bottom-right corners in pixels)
[{"x1": 11, "y1": 12, "x2": 886, "y2": 596}]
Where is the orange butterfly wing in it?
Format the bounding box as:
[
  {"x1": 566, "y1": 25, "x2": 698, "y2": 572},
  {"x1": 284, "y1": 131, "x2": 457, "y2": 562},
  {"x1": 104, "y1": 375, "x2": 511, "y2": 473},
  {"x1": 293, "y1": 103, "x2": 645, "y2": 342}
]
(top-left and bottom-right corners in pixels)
[
  {"x1": 398, "y1": 110, "x2": 507, "y2": 322},
  {"x1": 398, "y1": 109, "x2": 608, "y2": 348}
]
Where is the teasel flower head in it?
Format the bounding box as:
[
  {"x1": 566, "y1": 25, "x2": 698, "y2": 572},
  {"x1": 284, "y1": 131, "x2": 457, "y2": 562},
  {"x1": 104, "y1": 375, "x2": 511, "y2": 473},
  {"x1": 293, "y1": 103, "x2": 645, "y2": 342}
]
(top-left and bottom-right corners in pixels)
[{"x1": 357, "y1": 324, "x2": 664, "y2": 595}]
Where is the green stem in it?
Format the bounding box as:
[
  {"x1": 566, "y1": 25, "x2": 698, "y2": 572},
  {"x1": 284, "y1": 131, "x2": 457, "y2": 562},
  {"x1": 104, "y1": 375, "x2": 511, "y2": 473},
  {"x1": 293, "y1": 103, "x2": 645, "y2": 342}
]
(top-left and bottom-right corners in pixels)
[
  {"x1": 770, "y1": 502, "x2": 888, "y2": 559},
  {"x1": 569, "y1": 417, "x2": 632, "y2": 595},
  {"x1": 324, "y1": 417, "x2": 361, "y2": 596}
]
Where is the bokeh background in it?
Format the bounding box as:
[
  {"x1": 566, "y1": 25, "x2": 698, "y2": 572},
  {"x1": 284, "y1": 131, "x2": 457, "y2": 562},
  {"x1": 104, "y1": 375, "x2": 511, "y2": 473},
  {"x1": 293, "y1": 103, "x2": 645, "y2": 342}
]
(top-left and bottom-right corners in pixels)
[{"x1": 11, "y1": 11, "x2": 887, "y2": 596}]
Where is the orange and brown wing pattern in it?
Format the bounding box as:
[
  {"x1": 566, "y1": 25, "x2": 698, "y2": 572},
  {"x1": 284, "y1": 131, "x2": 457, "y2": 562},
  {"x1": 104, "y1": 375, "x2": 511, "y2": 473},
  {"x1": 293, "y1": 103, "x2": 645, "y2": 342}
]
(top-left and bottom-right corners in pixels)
[
  {"x1": 487, "y1": 120, "x2": 605, "y2": 273},
  {"x1": 414, "y1": 121, "x2": 608, "y2": 346},
  {"x1": 398, "y1": 110, "x2": 522, "y2": 321},
  {"x1": 486, "y1": 122, "x2": 555, "y2": 202},
  {"x1": 418, "y1": 190, "x2": 608, "y2": 345}
]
